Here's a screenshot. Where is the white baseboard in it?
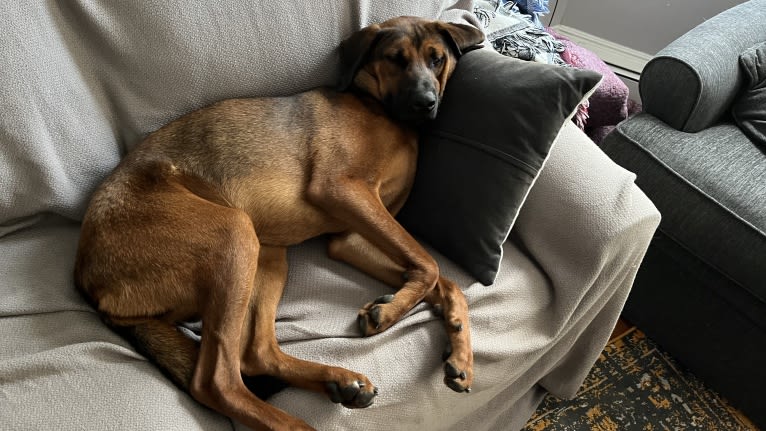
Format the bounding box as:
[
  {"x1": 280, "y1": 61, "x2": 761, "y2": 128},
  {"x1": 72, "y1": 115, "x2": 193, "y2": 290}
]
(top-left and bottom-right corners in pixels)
[{"x1": 551, "y1": 24, "x2": 651, "y2": 79}]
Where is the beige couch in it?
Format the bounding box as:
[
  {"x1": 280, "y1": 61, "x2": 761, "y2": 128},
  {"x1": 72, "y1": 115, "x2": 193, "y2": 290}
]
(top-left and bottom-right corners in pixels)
[{"x1": 0, "y1": 1, "x2": 660, "y2": 430}]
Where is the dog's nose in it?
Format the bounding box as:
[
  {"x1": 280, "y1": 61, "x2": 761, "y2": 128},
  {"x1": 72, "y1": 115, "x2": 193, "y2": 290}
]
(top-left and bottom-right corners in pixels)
[{"x1": 412, "y1": 92, "x2": 437, "y2": 112}]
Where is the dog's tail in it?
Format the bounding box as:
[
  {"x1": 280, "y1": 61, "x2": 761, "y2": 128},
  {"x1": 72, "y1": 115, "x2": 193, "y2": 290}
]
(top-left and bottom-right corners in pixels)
[
  {"x1": 111, "y1": 319, "x2": 199, "y2": 391},
  {"x1": 110, "y1": 319, "x2": 290, "y2": 400}
]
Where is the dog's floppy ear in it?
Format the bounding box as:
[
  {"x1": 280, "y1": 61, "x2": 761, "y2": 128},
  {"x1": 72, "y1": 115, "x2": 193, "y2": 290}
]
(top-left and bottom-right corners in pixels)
[
  {"x1": 337, "y1": 24, "x2": 382, "y2": 91},
  {"x1": 436, "y1": 22, "x2": 485, "y2": 56}
]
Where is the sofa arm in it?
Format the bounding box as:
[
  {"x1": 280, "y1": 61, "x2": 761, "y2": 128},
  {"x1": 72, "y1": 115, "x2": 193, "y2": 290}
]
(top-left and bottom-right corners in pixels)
[
  {"x1": 640, "y1": 0, "x2": 766, "y2": 133},
  {"x1": 513, "y1": 122, "x2": 660, "y2": 300}
]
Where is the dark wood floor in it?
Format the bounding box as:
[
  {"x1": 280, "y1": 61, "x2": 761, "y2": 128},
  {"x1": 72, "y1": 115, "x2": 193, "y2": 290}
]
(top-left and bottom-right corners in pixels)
[{"x1": 609, "y1": 317, "x2": 633, "y2": 341}]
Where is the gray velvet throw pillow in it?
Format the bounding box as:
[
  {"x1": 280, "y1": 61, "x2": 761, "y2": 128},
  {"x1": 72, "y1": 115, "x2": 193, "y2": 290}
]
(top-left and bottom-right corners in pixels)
[
  {"x1": 397, "y1": 48, "x2": 602, "y2": 285},
  {"x1": 732, "y1": 41, "x2": 766, "y2": 148}
]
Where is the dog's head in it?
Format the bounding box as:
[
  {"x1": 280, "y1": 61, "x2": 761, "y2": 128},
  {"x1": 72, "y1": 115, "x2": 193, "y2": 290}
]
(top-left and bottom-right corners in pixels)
[{"x1": 338, "y1": 16, "x2": 485, "y2": 123}]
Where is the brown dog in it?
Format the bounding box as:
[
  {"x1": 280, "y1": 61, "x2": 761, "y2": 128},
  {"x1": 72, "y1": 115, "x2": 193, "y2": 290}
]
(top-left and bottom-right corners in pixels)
[{"x1": 74, "y1": 16, "x2": 484, "y2": 431}]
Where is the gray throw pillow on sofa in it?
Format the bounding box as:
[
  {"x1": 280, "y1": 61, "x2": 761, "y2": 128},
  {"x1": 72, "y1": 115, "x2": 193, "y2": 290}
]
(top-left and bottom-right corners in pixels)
[
  {"x1": 397, "y1": 48, "x2": 601, "y2": 285},
  {"x1": 732, "y1": 41, "x2": 766, "y2": 148}
]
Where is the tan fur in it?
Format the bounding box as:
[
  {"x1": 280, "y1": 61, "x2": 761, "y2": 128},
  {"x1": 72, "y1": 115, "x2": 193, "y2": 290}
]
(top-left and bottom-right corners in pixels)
[{"x1": 74, "y1": 16, "x2": 484, "y2": 431}]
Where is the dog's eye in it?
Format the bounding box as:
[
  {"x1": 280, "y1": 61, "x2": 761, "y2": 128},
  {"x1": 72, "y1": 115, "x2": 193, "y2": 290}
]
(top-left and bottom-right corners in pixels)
[
  {"x1": 430, "y1": 56, "x2": 444, "y2": 68},
  {"x1": 385, "y1": 52, "x2": 407, "y2": 68}
]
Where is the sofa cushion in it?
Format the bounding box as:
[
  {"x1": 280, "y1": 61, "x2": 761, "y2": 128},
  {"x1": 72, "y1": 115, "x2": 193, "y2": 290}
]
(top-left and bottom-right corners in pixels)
[
  {"x1": 602, "y1": 113, "x2": 766, "y2": 306},
  {"x1": 732, "y1": 41, "x2": 766, "y2": 148},
  {"x1": 398, "y1": 48, "x2": 601, "y2": 285}
]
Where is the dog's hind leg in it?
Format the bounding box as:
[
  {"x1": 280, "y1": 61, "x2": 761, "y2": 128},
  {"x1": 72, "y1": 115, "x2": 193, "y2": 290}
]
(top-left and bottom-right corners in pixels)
[
  {"x1": 328, "y1": 232, "x2": 473, "y2": 393},
  {"x1": 78, "y1": 175, "x2": 315, "y2": 430},
  {"x1": 240, "y1": 246, "x2": 378, "y2": 409},
  {"x1": 186, "y1": 212, "x2": 316, "y2": 431}
]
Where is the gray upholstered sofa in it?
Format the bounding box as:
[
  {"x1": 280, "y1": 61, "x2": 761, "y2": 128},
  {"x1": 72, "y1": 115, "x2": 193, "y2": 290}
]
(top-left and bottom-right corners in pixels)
[
  {"x1": 0, "y1": 1, "x2": 659, "y2": 430},
  {"x1": 602, "y1": 0, "x2": 766, "y2": 426}
]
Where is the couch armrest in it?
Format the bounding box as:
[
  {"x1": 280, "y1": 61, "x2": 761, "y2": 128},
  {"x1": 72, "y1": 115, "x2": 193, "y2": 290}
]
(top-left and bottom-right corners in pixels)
[
  {"x1": 513, "y1": 122, "x2": 660, "y2": 300},
  {"x1": 640, "y1": 0, "x2": 766, "y2": 133}
]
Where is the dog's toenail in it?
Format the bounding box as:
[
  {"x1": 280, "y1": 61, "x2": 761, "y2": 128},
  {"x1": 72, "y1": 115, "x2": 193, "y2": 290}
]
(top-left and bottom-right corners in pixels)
[
  {"x1": 370, "y1": 306, "x2": 382, "y2": 328},
  {"x1": 357, "y1": 315, "x2": 368, "y2": 336}
]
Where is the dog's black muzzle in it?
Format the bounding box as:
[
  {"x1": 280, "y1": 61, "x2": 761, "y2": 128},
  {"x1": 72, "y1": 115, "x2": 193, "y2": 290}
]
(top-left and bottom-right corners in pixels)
[{"x1": 389, "y1": 77, "x2": 440, "y2": 123}]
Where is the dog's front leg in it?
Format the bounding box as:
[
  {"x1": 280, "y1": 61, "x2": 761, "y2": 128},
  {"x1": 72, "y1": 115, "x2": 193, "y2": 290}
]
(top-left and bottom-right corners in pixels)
[
  {"x1": 328, "y1": 232, "x2": 474, "y2": 393},
  {"x1": 308, "y1": 177, "x2": 439, "y2": 335}
]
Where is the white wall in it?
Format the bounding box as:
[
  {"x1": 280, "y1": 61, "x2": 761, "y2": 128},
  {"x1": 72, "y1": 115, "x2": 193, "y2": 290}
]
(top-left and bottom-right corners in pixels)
[{"x1": 546, "y1": 0, "x2": 747, "y2": 55}]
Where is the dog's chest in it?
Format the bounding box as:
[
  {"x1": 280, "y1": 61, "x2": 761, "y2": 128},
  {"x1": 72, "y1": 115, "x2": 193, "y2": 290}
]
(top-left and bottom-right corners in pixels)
[{"x1": 377, "y1": 137, "x2": 418, "y2": 209}]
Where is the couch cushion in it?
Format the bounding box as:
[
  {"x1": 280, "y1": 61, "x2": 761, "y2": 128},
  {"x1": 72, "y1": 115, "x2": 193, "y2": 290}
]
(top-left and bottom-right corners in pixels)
[
  {"x1": 732, "y1": 41, "x2": 766, "y2": 148},
  {"x1": 398, "y1": 48, "x2": 601, "y2": 285},
  {"x1": 603, "y1": 113, "x2": 766, "y2": 306}
]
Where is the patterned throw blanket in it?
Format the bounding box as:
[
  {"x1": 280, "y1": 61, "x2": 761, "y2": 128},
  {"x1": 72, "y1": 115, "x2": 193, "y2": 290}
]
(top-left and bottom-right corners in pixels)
[
  {"x1": 473, "y1": 0, "x2": 566, "y2": 66},
  {"x1": 474, "y1": 0, "x2": 637, "y2": 140}
]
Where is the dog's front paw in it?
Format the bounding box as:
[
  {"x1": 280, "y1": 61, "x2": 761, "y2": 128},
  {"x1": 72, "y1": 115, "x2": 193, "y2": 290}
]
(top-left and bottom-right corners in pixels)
[
  {"x1": 444, "y1": 357, "x2": 473, "y2": 393},
  {"x1": 356, "y1": 294, "x2": 399, "y2": 336},
  {"x1": 442, "y1": 340, "x2": 473, "y2": 394},
  {"x1": 325, "y1": 378, "x2": 378, "y2": 409}
]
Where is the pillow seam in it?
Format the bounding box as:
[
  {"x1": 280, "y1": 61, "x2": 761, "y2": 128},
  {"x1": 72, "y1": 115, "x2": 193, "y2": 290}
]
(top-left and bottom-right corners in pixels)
[{"x1": 428, "y1": 129, "x2": 539, "y2": 176}]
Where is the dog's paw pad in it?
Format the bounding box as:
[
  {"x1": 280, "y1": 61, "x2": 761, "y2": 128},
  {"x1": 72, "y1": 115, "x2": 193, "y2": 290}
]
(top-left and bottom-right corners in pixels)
[
  {"x1": 357, "y1": 308, "x2": 385, "y2": 336},
  {"x1": 450, "y1": 320, "x2": 463, "y2": 332},
  {"x1": 373, "y1": 294, "x2": 395, "y2": 305},
  {"x1": 442, "y1": 342, "x2": 452, "y2": 361},
  {"x1": 357, "y1": 295, "x2": 398, "y2": 336},
  {"x1": 432, "y1": 303, "x2": 444, "y2": 317},
  {"x1": 325, "y1": 380, "x2": 378, "y2": 408}
]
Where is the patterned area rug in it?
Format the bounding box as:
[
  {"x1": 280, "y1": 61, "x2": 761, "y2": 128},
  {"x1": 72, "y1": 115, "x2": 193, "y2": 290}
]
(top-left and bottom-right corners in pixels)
[{"x1": 524, "y1": 327, "x2": 759, "y2": 431}]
